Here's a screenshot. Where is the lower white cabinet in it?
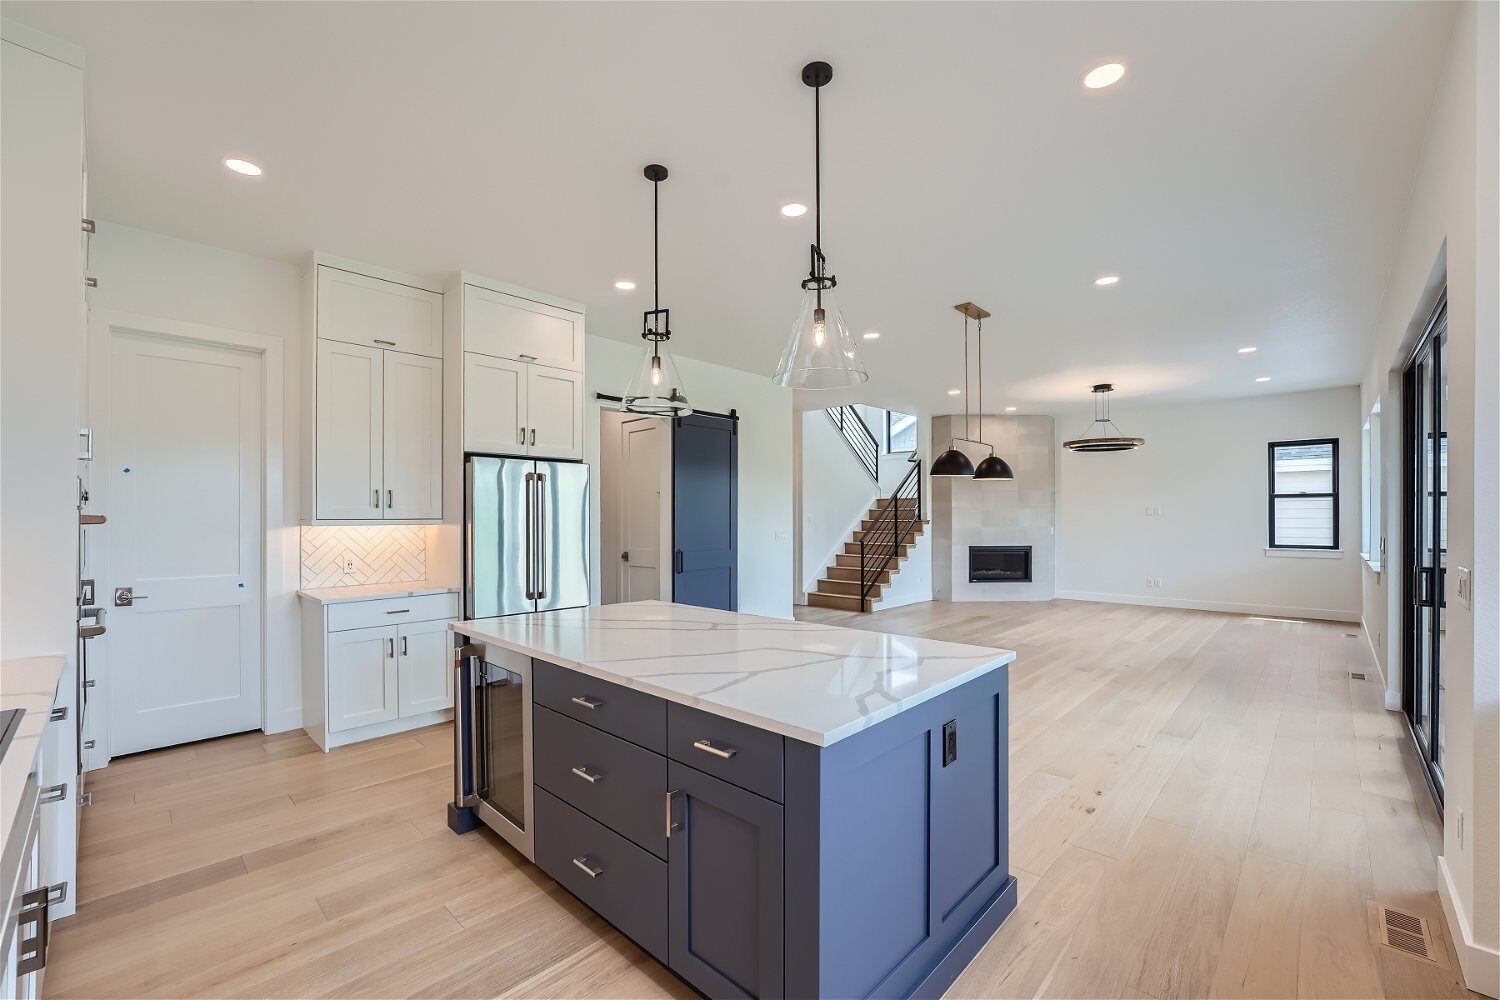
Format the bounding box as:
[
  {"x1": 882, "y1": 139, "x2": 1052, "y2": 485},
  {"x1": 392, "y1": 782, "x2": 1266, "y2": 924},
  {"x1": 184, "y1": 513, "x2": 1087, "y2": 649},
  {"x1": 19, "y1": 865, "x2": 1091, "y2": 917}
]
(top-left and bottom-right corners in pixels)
[{"x1": 301, "y1": 592, "x2": 458, "y2": 750}]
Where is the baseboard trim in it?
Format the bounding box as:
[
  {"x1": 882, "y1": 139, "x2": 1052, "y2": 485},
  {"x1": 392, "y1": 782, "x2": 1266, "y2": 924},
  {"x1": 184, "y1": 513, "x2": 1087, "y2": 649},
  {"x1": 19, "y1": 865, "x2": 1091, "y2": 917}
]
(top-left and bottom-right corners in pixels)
[
  {"x1": 1054, "y1": 590, "x2": 1360, "y2": 623},
  {"x1": 1438, "y1": 854, "x2": 1500, "y2": 997}
]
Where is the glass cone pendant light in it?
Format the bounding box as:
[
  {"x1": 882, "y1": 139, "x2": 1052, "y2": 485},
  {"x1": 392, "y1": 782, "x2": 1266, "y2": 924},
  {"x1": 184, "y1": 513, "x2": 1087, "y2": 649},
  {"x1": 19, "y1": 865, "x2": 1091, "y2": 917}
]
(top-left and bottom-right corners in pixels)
[
  {"x1": 970, "y1": 306, "x2": 1015, "y2": 481},
  {"x1": 1062, "y1": 383, "x2": 1145, "y2": 452},
  {"x1": 622, "y1": 163, "x2": 692, "y2": 417},
  {"x1": 772, "y1": 61, "x2": 868, "y2": 390}
]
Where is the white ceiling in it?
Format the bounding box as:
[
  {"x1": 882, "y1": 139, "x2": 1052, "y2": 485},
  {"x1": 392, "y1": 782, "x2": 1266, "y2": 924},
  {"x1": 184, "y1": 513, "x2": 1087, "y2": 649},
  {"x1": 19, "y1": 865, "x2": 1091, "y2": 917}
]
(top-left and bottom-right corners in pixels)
[{"x1": 8, "y1": 1, "x2": 1456, "y2": 416}]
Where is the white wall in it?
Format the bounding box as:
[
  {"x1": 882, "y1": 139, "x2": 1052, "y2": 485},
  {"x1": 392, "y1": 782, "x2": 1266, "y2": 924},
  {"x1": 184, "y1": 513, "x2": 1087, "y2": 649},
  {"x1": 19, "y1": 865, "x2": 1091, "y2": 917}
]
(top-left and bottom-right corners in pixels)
[
  {"x1": 1356, "y1": 2, "x2": 1498, "y2": 986},
  {"x1": 86, "y1": 222, "x2": 306, "y2": 734},
  {"x1": 585, "y1": 336, "x2": 794, "y2": 620},
  {"x1": 1056, "y1": 387, "x2": 1362, "y2": 621},
  {"x1": 797, "y1": 411, "x2": 879, "y2": 597}
]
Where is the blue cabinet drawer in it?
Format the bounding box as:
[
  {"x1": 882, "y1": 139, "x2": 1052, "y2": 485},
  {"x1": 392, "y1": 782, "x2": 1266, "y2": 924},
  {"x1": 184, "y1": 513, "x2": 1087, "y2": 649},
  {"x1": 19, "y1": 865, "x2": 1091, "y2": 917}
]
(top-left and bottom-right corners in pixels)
[
  {"x1": 533, "y1": 658, "x2": 666, "y2": 753},
  {"x1": 667, "y1": 702, "x2": 784, "y2": 803},
  {"x1": 534, "y1": 704, "x2": 668, "y2": 859},
  {"x1": 535, "y1": 787, "x2": 668, "y2": 964}
]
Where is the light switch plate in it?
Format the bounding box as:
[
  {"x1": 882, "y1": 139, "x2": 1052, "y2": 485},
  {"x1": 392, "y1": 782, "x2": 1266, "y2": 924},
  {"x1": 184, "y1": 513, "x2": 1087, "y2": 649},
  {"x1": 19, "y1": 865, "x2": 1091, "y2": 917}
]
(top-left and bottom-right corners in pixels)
[{"x1": 1454, "y1": 566, "x2": 1472, "y2": 610}]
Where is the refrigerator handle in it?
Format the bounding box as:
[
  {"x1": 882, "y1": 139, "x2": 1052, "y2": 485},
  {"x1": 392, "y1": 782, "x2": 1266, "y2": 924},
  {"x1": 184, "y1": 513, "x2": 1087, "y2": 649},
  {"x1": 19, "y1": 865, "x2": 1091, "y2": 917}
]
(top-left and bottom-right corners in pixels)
[
  {"x1": 536, "y1": 472, "x2": 547, "y2": 601},
  {"x1": 524, "y1": 471, "x2": 536, "y2": 600}
]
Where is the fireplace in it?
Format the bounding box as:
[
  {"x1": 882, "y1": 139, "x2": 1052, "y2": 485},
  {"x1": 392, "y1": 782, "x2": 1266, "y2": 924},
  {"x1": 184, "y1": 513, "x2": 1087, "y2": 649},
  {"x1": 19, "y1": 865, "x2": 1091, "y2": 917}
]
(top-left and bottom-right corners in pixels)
[{"x1": 969, "y1": 546, "x2": 1032, "y2": 583}]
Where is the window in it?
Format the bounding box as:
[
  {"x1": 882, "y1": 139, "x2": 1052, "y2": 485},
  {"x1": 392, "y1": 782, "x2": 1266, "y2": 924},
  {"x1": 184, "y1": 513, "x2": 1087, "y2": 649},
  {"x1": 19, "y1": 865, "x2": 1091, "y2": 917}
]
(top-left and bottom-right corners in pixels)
[
  {"x1": 886, "y1": 410, "x2": 917, "y2": 453},
  {"x1": 1361, "y1": 404, "x2": 1382, "y2": 569},
  {"x1": 1268, "y1": 438, "x2": 1339, "y2": 549}
]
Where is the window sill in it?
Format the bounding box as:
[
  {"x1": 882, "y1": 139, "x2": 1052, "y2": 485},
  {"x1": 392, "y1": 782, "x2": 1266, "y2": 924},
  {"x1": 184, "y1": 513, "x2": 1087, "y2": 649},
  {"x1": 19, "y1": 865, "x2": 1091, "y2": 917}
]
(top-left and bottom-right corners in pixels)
[{"x1": 1265, "y1": 548, "x2": 1343, "y2": 559}]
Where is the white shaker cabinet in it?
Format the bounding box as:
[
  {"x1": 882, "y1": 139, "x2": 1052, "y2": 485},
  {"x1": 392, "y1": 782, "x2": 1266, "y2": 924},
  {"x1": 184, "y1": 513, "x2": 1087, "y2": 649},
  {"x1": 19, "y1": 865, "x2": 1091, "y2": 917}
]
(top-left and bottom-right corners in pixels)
[
  {"x1": 463, "y1": 283, "x2": 583, "y2": 372},
  {"x1": 463, "y1": 353, "x2": 527, "y2": 456},
  {"x1": 526, "y1": 364, "x2": 584, "y2": 460},
  {"x1": 300, "y1": 591, "x2": 458, "y2": 750},
  {"x1": 305, "y1": 257, "x2": 444, "y2": 523}
]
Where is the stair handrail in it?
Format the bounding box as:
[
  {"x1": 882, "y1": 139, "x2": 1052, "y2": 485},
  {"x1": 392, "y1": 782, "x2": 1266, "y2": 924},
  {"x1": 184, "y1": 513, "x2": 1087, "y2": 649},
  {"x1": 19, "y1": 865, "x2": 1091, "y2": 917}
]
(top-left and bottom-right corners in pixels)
[
  {"x1": 825, "y1": 405, "x2": 879, "y2": 482},
  {"x1": 858, "y1": 456, "x2": 922, "y2": 608}
]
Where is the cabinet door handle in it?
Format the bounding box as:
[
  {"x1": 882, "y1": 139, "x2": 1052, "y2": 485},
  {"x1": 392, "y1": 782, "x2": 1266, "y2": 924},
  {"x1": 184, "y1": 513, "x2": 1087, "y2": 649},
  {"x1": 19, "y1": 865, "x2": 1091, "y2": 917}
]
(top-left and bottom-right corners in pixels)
[
  {"x1": 386, "y1": 489, "x2": 393, "y2": 509},
  {"x1": 39, "y1": 783, "x2": 68, "y2": 804},
  {"x1": 373, "y1": 489, "x2": 381, "y2": 508},
  {"x1": 571, "y1": 856, "x2": 604, "y2": 878},
  {"x1": 387, "y1": 638, "x2": 395, "y2": 658},
  {"x1": 570, "y1": 695, "x2": 603, "y2": 710},
  {"x1": 665, "y1": 789, "x2": 680, "y2": 837},
  {"x1": 519, "y1": 426, "x2": 526, "y2": 445},
  {"x1": 693, "y1": 739, "x2": 737, "y2": 759},
  {"x1": 530, "y1": 428, "x2": 536, "y2": 446},
  {"x1": 570, "y1": 766, "x2": 602, "y2": 784},
  {"x1": 401, "y1": 636, "x2": 408, "y2": 656}
]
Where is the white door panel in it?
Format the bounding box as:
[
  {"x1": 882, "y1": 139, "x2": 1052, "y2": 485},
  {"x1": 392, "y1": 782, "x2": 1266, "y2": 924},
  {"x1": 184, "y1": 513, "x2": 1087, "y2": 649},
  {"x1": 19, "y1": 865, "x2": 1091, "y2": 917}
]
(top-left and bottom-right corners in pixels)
[
  {"x1": 621, "y1": 418, "x2": 670, "y2": 602},
  {"x1": 382, "y1": 351, "x2": 442, "y2": 520},
  {"x1": 527, "y1": 365, "x2": 583, "y2": 460},
  {"x1": 317, "y1": 266, "x2": 443, "y2": 358},
  {"x1": 397, "y1": 619, "x2": 452, "y2": 717},
  {"x1": 109, "y1": 332, "x2": 262, "y2": 756},
  {"x1": 328, "y1": 625, "x2": 398, "y2": 732},
  {"x1": 316, "y1": 340, "x2": 383, "y2": 520},
  {"x1": 463, "y1": 352, "x2": 526, "y2": 456}
]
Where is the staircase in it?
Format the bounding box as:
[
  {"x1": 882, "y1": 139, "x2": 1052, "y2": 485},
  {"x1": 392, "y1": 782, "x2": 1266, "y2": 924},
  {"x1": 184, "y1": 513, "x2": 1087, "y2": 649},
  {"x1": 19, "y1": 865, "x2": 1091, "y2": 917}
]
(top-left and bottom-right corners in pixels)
[{"x1": 807, "y1": 456, "x2": 924, "y2": 613}]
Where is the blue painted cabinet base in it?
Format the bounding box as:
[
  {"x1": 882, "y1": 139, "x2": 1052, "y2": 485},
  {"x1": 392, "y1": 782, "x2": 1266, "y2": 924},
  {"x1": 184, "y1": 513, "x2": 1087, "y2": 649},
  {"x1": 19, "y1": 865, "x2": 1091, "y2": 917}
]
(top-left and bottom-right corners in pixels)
[{"x1": 446, "y1": 802, "x2": 483, "y2": 835}]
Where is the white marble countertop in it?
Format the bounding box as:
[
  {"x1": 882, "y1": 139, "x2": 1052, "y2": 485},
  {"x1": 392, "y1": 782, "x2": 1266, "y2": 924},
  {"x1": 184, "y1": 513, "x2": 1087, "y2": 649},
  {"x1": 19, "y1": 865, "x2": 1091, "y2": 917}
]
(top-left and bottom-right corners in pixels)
[
  {"x1": 452, "y1": 601, "x2": 1014, "y2": 746},
  {"x1": 1, "y1": 655, "x2": 65, "y2": 877},
  {"x1": 297, "y1": 581, "x2": 459, "y2": 605}
]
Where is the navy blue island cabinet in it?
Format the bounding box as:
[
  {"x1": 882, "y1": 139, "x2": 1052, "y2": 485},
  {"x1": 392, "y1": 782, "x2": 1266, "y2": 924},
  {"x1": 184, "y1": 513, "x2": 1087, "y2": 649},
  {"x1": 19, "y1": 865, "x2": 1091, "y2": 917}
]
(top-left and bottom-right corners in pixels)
[{"x1": 449, "y1": 640, "x2": 1015, "y2": 1000}]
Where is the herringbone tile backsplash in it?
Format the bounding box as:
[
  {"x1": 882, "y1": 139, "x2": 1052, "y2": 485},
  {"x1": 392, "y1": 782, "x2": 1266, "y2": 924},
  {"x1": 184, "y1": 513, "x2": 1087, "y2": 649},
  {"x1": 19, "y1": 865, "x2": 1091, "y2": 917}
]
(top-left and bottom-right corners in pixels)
[{"x1": 300, "y1": 525, "x2": 427, "y2": 588}]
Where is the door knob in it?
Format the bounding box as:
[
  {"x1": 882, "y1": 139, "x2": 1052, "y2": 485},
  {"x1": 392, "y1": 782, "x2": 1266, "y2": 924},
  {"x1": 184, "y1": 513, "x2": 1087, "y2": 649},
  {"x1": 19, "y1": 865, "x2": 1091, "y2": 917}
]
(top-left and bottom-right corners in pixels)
[{"x1": 113, "y1": 587, "x2": 147, "y2": 607}]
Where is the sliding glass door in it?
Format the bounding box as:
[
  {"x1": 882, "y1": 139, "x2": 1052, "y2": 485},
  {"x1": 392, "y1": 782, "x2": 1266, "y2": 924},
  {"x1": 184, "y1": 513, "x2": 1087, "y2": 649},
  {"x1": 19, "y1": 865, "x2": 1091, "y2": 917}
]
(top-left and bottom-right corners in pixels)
[{"x1": 1402, "y1": 295, "x2": 1447, "y2": 803}]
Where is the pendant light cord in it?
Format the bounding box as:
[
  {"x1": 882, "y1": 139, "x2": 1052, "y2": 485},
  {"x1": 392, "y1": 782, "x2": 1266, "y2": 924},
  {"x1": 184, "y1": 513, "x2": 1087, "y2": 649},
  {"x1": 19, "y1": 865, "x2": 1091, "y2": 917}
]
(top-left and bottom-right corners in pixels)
[
  {"x1": 963, "y1": 314, "x2": 971, "y2": 441},
  {"x1": 653, "y1": 175, "x2": 660, "y2": 319},
  {"x1": 814, "y1": 83, "x2": 821, "y2": 253}
]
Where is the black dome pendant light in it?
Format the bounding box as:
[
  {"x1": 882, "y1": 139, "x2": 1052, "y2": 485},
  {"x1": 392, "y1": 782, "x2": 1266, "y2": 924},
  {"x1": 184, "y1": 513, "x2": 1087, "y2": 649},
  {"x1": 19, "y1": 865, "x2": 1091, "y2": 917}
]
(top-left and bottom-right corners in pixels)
[
  {"x1": 931, "y1": 303, "x2": 981, "y2": 477},
  {"x1": 971, "y1": 306, "x2": 1015, "y2": 481},
  {"x1": 622, "y1": 163, "x2": 692, "y2": 417},
  {"x1": 1062, "y1": 383, "x2": 1145, "y2": 452},
  {"x1": 772, "y1": 61, "x2": 869, "y2": 390}
]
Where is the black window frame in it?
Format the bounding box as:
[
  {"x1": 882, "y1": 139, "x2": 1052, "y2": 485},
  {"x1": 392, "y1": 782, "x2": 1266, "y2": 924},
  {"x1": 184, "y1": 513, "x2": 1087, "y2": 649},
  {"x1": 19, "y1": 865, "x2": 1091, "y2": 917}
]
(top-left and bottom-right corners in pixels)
[
  {"x1": 884, "y1": 409, "x2": 917, "y2": 455},
  {"x1": 1267, "y1": 438, "x2": 1340, "y2": 550}
]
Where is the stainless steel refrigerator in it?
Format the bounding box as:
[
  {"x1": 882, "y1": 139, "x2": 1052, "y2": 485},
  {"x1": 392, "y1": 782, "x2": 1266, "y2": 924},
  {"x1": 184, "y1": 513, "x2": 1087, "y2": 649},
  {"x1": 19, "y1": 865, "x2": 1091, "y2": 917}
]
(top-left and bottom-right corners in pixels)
[{"x1": 465, "y1": 455, "x2": 590, "y2": 619}]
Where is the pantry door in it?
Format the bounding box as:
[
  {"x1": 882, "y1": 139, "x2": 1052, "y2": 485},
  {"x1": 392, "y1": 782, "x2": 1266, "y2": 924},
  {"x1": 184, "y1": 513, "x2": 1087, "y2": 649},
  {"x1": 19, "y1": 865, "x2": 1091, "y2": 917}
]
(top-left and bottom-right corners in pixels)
[{"x1": 108, "y1": 329, "x2": 263, "y2": 755}]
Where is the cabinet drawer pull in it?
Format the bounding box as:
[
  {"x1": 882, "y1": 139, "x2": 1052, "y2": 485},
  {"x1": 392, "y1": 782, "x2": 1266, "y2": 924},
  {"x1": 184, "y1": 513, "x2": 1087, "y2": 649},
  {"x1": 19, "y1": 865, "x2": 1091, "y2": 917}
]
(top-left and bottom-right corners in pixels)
[
  {"x1": 571, "y1": 856, "x2": 604, "y2": 878},
  {"x1": 49, "y1": 706, "x2": 68, "y2": 722},
  {"x1": 570, "y1": 695, "x2": 603, "y2": 710},
  {"x1": 693, "y1": 739, "x2": 737, "y2": 759},
  {"x1": 570, "y1": 766, "x2": 602, "y2": 784},
  {"x1": 386, "y1": 608, "x2": 410, "y2": 615},
  {"x1": 39, "y1": 782, "x2": 68, "y2": 804},
  {"x1": 373, "y1": 339, "x2": 396, "y2": 346}
]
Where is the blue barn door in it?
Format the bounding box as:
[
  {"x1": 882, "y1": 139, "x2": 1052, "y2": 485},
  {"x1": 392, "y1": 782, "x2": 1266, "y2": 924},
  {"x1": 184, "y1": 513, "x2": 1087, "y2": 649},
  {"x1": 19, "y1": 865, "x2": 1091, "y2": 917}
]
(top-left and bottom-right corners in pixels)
[{"x1": 672, "y1": 413, "x2": 737, "y2": 610}]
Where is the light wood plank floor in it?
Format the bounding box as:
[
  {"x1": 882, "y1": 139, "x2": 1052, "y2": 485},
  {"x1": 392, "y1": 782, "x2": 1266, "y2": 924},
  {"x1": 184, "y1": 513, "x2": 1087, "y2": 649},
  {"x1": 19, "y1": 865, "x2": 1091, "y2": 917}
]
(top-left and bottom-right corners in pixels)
[{"x1": 47, "y1": 600, "x2": 1476, "y2": 999}]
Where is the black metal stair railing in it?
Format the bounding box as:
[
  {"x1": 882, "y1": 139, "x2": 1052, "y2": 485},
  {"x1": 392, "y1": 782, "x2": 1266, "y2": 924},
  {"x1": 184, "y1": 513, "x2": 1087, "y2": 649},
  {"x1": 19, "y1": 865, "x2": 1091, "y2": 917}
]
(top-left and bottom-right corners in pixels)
[
  {"x1": 859, "y1": 457, "x2": 922, "y2": 609},
  {"x1": 825, "y1": 405, "x2": 879, "y2": 482}
]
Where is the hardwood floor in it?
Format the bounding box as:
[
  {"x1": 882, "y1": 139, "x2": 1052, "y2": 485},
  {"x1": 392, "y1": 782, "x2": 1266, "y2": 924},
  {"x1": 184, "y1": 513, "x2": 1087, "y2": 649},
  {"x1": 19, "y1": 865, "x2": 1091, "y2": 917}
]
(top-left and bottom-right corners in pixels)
[{"x1": 47, "y1": 600, "x2": 1474, "y2": 999}]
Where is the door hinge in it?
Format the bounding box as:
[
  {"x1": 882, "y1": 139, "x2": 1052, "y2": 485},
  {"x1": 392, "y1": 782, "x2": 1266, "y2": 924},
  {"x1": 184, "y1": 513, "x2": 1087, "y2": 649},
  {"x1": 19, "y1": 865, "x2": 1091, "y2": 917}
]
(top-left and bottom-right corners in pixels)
[
  {"x1": 49, "y1": 706, "x2": 68, "y2": 722},
  {"x1": 77, "y1": 791, "x2": 93, "y2": 807},
  {"x1": 81, "y1": 218, "x2": 96, "y2": 233},
  {"x1": 83, "y1": 740, "x2": 95, "y2": 750}
]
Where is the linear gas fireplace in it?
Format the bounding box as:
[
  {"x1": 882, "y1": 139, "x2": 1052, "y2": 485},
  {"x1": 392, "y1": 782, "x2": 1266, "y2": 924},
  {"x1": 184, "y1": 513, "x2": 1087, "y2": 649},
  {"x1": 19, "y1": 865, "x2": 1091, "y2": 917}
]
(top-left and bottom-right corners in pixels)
[{"x1": 969, "y1": 545, "x2": 1032, "y2": 583}]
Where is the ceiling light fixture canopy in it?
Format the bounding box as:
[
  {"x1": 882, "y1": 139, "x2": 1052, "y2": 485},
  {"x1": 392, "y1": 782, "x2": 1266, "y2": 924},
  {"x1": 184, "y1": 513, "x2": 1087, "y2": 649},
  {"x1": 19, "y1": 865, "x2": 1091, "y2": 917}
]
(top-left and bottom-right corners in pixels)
[
  {"x1": 1062, "y1": 383, "x2": 1145, "y2": 452},
  {"x1": 621, "y1": 163, "x2": 691, "y2": 417},
  {"x1": 772, "y1": 61, "x2": 868, "y2": 390}
]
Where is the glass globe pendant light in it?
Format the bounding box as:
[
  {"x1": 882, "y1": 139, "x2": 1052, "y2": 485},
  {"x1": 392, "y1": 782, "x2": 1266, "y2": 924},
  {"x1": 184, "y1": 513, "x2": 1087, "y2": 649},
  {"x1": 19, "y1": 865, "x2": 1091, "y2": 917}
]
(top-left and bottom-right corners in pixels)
[
  {"x1": 622, "y1": 163, "x2": 692, "y2": 417},
  {"x1": 772, "y1": 61, "x2": 869, "y2": 390}
]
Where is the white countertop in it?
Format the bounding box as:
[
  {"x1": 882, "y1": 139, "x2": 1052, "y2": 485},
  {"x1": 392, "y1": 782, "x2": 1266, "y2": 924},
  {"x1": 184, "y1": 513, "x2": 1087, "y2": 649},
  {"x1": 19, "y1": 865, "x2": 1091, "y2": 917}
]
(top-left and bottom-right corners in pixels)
[
  {"x1": 452, "y1": 601, "x2": 1014, "y2": 746},
  {"x1": 1, "y1": 655, "x2": 65, "y2": 872},
  {"x1": 297, "y1": 581, "x2": 459, "y2": 605}
]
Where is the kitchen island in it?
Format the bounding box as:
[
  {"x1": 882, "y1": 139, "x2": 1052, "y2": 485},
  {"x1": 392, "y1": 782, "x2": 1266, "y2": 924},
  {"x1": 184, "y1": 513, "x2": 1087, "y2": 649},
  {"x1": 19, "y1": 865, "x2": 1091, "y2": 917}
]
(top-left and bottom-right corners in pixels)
[{"x1": 448, "y1": 601, "x2": 1016, "y2": 999}]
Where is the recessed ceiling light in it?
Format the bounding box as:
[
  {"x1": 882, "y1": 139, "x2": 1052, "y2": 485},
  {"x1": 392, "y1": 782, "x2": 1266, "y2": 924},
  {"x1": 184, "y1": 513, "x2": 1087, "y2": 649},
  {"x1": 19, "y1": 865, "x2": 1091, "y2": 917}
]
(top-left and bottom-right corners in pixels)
[
  {"x1": 223, "y1": 157, "x2": 262, "y2": 176},
  {"x1": 1004, "y1": 406, "x2": 1018, "y2": 412},
  {"x1": 862, "y1": 330, "x2": 880, "y2": 340},
  {"x1": 780, "y1": 202, "x2": 808, "y2": 218},
  {"x1": 1094, "y1": 274, "x2": 1120, "y2": 287},
  {"x1": 614, "y1": 280, "x2": 636, "y2": 291},
  {"x1": 1083, "y1": 62, "x2": 1127, "y2": 90},
  {"x1": 947, "y1": 389, "x2": 962, "y2": 396},
  {"x1": 1238, "y1": 346, "x2": 1257, "y2": 354},
  {"x1": 1256, "y1": 376, "x2": 1271, "y2": 382}
]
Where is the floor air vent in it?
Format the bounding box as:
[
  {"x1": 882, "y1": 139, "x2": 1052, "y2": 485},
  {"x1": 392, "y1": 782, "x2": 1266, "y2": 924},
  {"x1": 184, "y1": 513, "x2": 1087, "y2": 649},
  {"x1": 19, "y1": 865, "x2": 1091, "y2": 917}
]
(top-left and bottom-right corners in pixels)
[{"x1": 1367, "y1": 901, "x2": 1447, "y2": 968}]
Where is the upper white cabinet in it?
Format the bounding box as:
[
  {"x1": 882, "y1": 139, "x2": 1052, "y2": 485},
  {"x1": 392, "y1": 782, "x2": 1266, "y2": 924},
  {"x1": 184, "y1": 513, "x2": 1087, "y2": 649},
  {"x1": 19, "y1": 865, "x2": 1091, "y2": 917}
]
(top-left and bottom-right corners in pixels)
[
  {"x1": 305, "y1": 257, "x2": 444, "y2": 523},
  {"x1": 318, "y1": 267, "x2": 443, "y2": 358},
  {"x1": 464, "y1": 284, "x2": 583, "y2": 372},
  {"x1": 450, "y1": 277, "x2": 585, "y2": 462}
]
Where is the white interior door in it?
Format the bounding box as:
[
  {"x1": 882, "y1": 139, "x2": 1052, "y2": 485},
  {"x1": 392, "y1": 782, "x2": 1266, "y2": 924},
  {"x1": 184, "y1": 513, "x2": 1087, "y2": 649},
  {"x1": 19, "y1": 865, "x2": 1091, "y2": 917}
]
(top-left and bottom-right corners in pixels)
[
  {"x1": 109, "y1": 331, "x2": 263, "y2": 756},
  {"x1": 620, "y1": 417, "x2": 670, "y2": 602},
  {"x1": 527, "y1": 364, "x2": 582, "y2": 460},
  {"x1": 382, "y1": 350, "x2": 441, "y2": 519},
  {"x1": 316, "y1": 339, "x2": 383, "y2": 519}
]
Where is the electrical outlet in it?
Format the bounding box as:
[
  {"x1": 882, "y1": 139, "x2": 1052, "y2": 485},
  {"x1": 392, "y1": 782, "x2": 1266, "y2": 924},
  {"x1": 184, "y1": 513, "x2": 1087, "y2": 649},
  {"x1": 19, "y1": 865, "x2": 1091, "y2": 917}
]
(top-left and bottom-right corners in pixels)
[
  {"x1": 1145, "y1": 578, "x2": 1162, "y2": 589},
  {"x1": 343, "y1": 554, "x2": 356, "y2": 575}
]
